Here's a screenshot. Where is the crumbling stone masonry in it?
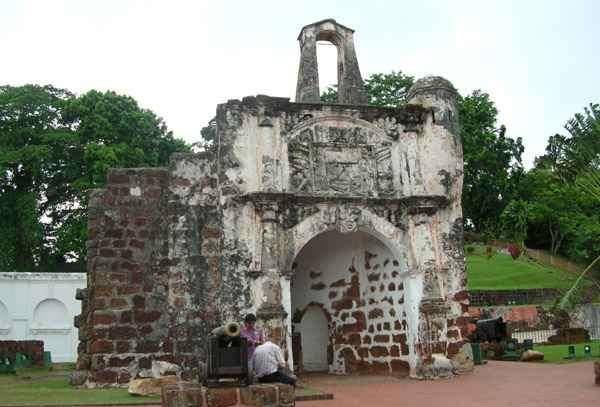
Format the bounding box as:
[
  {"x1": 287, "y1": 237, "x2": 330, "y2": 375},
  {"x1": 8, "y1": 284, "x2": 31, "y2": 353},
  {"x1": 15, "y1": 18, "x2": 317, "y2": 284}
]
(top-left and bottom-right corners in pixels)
[{"x1": 74, "y1": 19, "x2": 472, "y2": 386}]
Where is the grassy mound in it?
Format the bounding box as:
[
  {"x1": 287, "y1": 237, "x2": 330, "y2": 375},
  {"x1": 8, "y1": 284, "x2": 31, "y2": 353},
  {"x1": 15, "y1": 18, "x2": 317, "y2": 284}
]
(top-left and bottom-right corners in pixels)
[{"x1": 466, "y1": 246, "x2": 585, "y2": 291}]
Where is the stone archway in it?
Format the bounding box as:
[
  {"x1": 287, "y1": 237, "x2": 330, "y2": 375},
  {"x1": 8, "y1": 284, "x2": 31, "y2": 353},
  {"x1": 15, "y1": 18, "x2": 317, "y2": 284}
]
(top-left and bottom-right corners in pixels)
[{"x1": 290, "y1": 228, "x2": 411, "y2": 376}]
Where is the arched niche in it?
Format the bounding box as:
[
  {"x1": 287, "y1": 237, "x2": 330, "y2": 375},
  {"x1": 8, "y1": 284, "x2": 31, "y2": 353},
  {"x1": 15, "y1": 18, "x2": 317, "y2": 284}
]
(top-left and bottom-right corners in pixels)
[
  {"x1": 32, "y1": 298, "x2": 69, "y2": 330},
  {"x1": 0, "y1": 300, "x2": 10, "y2": 334}
]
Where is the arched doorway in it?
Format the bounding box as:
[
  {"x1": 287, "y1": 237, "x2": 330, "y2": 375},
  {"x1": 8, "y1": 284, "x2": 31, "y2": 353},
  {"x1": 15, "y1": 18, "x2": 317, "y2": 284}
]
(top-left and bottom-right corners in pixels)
[
  {"x1": 291, "y1": 229, "x2": 410, "y2": 375},
  {"x1": 299, "y1": 305, "x2": 329, "y2": 371}
]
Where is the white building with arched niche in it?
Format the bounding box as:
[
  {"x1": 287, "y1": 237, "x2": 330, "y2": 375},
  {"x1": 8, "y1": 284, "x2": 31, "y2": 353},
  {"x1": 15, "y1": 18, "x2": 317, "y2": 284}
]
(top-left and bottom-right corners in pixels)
[{"x1": 0, "y1": 273, "x2": 85, "y2": 362}]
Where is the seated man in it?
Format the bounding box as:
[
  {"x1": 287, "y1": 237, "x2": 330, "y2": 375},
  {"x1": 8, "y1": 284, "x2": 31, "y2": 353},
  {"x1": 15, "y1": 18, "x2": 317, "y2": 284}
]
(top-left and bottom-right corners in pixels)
[{"x1": 251, "y1": 338, "x2": 297, "y2": 387}]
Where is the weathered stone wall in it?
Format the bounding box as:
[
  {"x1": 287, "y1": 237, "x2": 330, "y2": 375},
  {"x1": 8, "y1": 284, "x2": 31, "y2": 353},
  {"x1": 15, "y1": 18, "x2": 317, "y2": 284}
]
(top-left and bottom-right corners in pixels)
[{"x1": 78, "y1": 168, "x2": 172, "y2": 385}]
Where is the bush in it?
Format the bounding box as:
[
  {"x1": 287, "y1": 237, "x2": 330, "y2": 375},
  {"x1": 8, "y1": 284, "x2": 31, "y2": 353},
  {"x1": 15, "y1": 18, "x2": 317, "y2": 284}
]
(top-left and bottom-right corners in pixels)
[
  {"x1": 485, "y1": 246, "x2": 496, "y2": 259},
  {"x1": 507, "y1": 243, "x2": 522, "y2": 260},
  {"x1": 466, "y1": 245, "x2": 476, "y2": 254}
]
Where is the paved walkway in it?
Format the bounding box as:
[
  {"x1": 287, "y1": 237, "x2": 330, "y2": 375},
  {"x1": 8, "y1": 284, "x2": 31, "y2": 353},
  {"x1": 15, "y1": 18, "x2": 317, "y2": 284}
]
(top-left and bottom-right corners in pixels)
[{"x1": 298, "y1": 361, "x2": 599, "y2": 407}]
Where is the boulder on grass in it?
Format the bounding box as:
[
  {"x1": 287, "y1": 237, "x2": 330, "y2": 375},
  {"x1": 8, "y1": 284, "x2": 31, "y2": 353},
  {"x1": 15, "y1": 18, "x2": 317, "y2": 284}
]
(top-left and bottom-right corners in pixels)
[
  {"x1": 128, "y1": 376, "x2": 179, "y2": 396},
  {"x1": 520, "y1": 350, "x2": 544, "y2": 362}
]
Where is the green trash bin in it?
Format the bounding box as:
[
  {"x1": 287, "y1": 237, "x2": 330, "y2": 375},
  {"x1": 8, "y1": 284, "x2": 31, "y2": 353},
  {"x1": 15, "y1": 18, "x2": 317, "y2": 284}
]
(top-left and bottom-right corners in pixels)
[
  {"x1": 43, "y1": 351, "x2": 52, "y2": 367},
  {"x1": 471, "y1": 342, "x2": 483, "y2": 365},
  {"x1": 14, "y1": 352, "x2": 32, "y2": 368},
  {"x1": 0, "y1": 355, "x2": 16, "y2": 374}
]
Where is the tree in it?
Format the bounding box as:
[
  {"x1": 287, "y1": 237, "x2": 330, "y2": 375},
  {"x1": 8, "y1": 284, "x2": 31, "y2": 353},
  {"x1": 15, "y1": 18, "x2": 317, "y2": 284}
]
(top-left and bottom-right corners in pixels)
[
  {"x1": 537, "y1": 103, "x2": 600, "y2": 179},
  {"x1": 321, "y1": 71, "x2": 414, "y2": 106},
  {"x1": 0, "y1": 85, "x2": 74, "y2": 271},
  {"x1": 459, "y1": 90, "x2": 524, "y2": 234},
  {"x1": 499, "y1": 199, "x2": 530, "y2": 246},
  {"x1": 0, "y1": 85, "x2": 189, "y2": 271},
  {"x1": 531, "y1": 103, "x2": 600, "y2": 266}
]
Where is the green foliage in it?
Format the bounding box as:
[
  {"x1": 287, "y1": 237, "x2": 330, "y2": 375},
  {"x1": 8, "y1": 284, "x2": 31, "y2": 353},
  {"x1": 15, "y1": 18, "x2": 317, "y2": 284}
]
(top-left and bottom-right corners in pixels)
[
  {"x1": 500, "y1": 199, "x2": 530, "y2": 245},
  {"x1": 537, "y1": 103, "x2": 600, "y2": 178},
  {"x1": 363, "y1": 71, "x2": 414, "y2": 107},
  {"x1": 320, "y1": 85, "x2": 338, "y2": 104},
  {"x1": 459, "y1": 90, "x2": 525, "y2": 234},
  {"x1": 0, "y1": 85, "x2": 190, "y2": 271},
  {"x1": 320, "y1": 71, "x2": 414, "y2": 106}
]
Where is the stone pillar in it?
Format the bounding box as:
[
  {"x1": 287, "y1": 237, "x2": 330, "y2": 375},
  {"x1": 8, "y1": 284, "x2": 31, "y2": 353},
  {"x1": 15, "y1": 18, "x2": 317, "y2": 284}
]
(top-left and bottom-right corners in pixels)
[
  {"x1": 405, "y1": 206, "x2": 450, "y2": 378},
  {"x1": 295, "y1": 28, "x2": 319, "y2": 103},
  {"x1": 295, "y1": 19, "x2": 368, "y2": 105},
  {"x1": 254, "y1": 201, "x2": 288, "y2": 349}
]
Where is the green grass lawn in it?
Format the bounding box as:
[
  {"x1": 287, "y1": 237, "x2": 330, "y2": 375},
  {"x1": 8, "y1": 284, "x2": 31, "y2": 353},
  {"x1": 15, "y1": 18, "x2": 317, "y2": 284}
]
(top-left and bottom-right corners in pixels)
[
  {"x1": 466, "y1": 247, "x2": 585, "y2": 291},
  {"x1": 533, "y1": 341, "x2": 600, "y2": 363},
  {"x1": 0, "y1": 365, "x2": 160, "y2": 406}
]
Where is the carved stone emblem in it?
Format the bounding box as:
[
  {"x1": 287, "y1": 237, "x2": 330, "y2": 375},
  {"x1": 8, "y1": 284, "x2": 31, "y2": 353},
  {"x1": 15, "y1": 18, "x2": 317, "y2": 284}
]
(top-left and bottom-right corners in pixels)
[
  {"x1": 322, "y1": 204, "x2": 364, "y2": 234},
  {"x1": 287, "y1": 122, "x2": 395, "y2": 197}
]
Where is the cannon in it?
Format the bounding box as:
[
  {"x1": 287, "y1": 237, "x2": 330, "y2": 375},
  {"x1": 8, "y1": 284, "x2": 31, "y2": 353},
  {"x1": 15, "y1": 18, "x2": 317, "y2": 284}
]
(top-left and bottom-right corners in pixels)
[
  {"x1": 210, "y1": 321, "x2": 241, "y2": 338},
  {"x1": 471, "y1": 317, "x2": 508, "y2": 343},
  {"x1": 205, "y1": 322, "x2": 249, "y2": 387}
]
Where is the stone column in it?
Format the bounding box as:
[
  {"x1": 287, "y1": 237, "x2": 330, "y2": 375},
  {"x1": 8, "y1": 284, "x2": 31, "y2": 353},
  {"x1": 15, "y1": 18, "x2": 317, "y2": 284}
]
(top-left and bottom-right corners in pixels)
[
  {"x1": 405, "y1": 205, "x2": 450, "y2": 378},
  {"x1": 253, "y1": 201, "x2": 288, "y2": 351},
  {"x1": 295, "y1": 29, "x2": 319, "y2": 103}
]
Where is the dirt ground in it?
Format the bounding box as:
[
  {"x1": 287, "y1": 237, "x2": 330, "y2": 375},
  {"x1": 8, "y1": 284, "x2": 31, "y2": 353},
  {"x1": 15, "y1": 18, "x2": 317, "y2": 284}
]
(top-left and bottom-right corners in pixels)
[{"x1": 298, "y1": 361, "x2": 599, "y2": 407}]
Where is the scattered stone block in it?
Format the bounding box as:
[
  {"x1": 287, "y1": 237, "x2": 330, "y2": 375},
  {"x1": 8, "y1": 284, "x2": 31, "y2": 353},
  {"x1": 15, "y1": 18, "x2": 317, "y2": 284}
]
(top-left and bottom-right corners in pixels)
[
  {"x1": 69, "y1": 370, "x2": 88, "y2": 386},
  {"x1": 451, "y1": 343, "x2": 474, "y2": 374},
  {"x1": 129, "y1": 376, "x2": 179, "y2": 396},
  {"x1": 152, "y1": 360, "x2": 181, "y2": 378},
  {"x1": 520, "y1": 350, "x2": 544, "y2": 362}
]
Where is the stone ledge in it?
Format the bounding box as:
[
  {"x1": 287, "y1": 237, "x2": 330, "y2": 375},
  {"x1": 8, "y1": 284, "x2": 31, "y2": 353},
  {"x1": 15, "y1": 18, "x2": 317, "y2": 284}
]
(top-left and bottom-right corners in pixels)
[{"x1": 161, "y1": 382, "x2": 295, "y2": 407}]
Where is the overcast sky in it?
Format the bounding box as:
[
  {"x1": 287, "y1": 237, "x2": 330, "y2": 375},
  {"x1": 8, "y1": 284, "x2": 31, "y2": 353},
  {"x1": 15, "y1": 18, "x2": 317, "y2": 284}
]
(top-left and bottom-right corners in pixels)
[{"x1": 2, "y1": 0, "x2": 599, "y2": 167}]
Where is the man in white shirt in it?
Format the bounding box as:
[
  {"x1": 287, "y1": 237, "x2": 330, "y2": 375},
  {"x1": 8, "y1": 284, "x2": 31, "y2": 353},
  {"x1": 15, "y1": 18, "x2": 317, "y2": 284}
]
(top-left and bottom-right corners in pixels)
[{"x1": 251, "y1": 339, "x2": 296, "y2": 387}]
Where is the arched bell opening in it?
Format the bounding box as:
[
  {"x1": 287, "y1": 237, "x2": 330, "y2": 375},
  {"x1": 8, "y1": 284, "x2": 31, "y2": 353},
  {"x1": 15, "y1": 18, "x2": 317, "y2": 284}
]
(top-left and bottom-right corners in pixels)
[{"x1": 290, "y1": 229, "x2": 411, "y2": 376}]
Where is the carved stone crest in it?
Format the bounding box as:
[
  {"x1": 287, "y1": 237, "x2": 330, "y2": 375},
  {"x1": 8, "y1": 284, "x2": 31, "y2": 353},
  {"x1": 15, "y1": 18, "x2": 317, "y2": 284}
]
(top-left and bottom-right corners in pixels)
[
  {"x1": 287, "y1": 122, "x2": 395, "y2": 197},
  {"x1": 322, "y1": 204, "x2": 364, "y2": 234}
]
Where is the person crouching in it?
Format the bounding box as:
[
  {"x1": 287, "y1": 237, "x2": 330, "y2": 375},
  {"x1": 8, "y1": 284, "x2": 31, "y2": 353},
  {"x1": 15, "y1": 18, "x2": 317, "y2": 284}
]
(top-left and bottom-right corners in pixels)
[{"x1": 251, "y1": 337, "x2": 297, "y2": 387}]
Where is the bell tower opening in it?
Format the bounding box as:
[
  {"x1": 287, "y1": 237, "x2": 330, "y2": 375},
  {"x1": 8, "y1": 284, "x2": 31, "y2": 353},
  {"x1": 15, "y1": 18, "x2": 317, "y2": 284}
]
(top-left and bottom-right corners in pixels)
[{"x1": 316, "y1": 40, "x2": 338, "y2": 99}]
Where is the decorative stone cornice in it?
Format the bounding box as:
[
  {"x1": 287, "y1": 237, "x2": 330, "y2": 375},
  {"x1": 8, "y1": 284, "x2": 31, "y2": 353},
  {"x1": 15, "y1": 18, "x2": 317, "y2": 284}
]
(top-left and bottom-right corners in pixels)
[
  {"x1": 0, "y1": 272, "x2": 86, "y2": 281},
  {"x1": 256, "y1": 304, "x2": 288, "y2": 320},
  {"x1": 238, "y1": 192, "x2": 449, "y2": 211}
]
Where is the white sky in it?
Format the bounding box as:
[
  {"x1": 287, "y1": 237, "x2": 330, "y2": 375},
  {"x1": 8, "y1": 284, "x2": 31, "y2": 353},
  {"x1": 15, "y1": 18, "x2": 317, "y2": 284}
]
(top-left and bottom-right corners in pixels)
[{"x1": 2, "y1": 0, "x2": 599, "y2": 167}]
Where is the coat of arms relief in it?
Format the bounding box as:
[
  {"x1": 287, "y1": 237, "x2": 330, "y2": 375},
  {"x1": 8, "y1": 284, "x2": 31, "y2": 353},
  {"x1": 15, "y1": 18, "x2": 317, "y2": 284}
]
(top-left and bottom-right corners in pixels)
[{"x1": 288, "y1": 122, "x2": 395, "y2": 197}]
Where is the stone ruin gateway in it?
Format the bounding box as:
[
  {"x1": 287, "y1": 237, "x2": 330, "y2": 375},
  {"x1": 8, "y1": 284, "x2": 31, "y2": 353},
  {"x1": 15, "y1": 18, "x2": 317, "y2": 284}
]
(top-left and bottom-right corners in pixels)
[{"x1": 74, "y1": 19, "x2": 472, "y2": 386}]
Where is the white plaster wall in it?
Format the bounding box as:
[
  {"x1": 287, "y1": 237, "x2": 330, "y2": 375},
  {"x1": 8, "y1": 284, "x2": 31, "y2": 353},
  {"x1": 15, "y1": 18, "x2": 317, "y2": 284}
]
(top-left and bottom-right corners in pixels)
[{"x1": 0, "y1": 273, "x2": 85, "y2": 362}]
